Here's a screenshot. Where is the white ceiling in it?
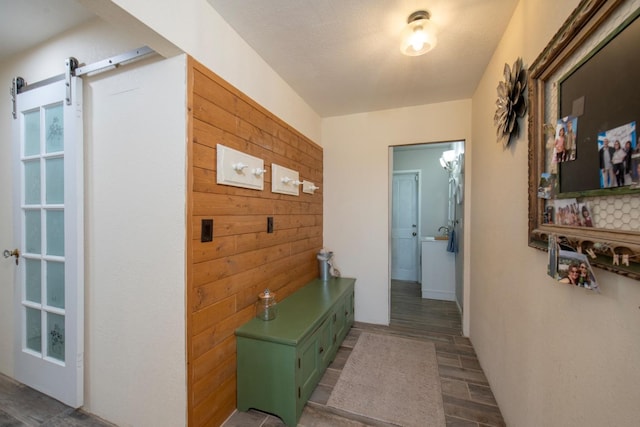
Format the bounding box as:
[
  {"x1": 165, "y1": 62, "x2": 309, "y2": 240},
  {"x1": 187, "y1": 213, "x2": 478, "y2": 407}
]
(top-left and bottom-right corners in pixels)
[
  {"x1": 207, "y1": 0, "x2": 519, "y2": 117},
  {"x1": 0, "y1": 0, "x2": 94, "y2": 60},
  {"x1": 1, "y1": 0, "x2": 519, "y2": 118}
]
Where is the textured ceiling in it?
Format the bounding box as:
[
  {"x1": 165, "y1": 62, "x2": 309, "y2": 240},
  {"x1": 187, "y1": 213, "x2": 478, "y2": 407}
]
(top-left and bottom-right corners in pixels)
[
  {"x1": 1, "y1": 0, "x2": 519, "y2": 118},
  {"x1": 0, "y1": 0, "x2": 94, "y2": 60},
  {"x1": 208, "y1": 0, "x2": 519, "y2": 117}
]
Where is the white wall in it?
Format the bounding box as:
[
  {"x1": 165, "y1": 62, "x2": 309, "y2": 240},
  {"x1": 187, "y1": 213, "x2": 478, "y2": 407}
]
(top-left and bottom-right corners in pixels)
[
  {"x1": 83, "y1": 55, "x2": 187, "y2": 426},
  {"x1": 470, "y1": 0, "x2": 640, "y2": 425},
  {"x1": 0, "y1": 18, "x2": 187, "y2": 426},
  {"x1": 322, "y1": 101, "x2": 472, "y2": 325}
]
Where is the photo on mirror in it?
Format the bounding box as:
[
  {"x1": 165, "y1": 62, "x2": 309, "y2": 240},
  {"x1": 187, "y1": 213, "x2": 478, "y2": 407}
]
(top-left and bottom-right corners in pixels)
[
  {"x1": 555, "y1": 249, "x2": 600, "y2": 292},
  {"x1": 553, "y1": 198, "x2": 581, "y2": 226},
  {"x1": 543, "y1": 205, "x2": 555, "y2": 224},
  {"x1": 597, "y1": 121, "x2": 637, "y2": 188},
  {"x1": 553, "y1": 117, "x2": 578, "y2": 163},
  {"x1": 560, "y1": 116, "x2": 578, "y2": 161},
  {"x1": 537, "y1": 172, "x2": 557, "y2": 199},
  {"x1": 578, "y1": 202, "x2": 593, "y2": 227}
]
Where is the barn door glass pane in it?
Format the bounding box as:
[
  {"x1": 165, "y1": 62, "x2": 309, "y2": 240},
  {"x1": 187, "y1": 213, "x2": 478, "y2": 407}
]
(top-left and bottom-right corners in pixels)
[
  {"x1": 45, "y1": 104, "x2": 64, "y2": 153},
  {"x1": 24, "y1": 160, "x2": 40, "y2": 205},
  {"x1": 25, "y1": 210, "x2": 41, "y2": 254},
  {"x1": 46, "y1": 210, "x2": 64, "y2": 256},
  {"x1": 45, "y1": 157, "x2": 64, "y2": 204},
  {"x1": 26, "y1": 308, "x2": 42, "y2": 353},
  {"x1": 47, "y1": 312, "x2": 65, "y2": 361},
  {"x1": 25, "y1": 258, "x2": 42, "y2": 303},
  {"x1": 46, "y1": 261, "x2": 65, "y2": 309},
  {"x1": 24, "y1": 110, "x2": 40, "y2": 156}
]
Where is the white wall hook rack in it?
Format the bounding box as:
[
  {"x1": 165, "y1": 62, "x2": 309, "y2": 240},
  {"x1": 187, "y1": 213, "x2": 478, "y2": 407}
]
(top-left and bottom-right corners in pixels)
[
  {"x1": 272, "y1": 164, "x2": 300, "y2": 196},
  {"x1": 217, "y1": 144, "x2": 264, "y2": 190}
]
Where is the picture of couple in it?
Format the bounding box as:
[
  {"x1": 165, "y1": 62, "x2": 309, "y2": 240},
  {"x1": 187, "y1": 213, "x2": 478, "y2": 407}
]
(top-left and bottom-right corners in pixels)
[
  {"x1": 598, "y1": 121, "x2": 637, "y2": 188},
  {"x1": 547, "y1": 235, "x2": 600, "y2": 292}
]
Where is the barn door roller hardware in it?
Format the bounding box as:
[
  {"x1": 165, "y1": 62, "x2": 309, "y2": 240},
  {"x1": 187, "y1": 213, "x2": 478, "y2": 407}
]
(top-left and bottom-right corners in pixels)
[{"x1": 11, "y1": 46, "x2": 154, "y2": 116}]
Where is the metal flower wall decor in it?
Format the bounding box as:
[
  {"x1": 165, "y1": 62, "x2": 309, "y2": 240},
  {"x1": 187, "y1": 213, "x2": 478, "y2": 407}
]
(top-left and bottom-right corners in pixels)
[{"x1": 494, "y1": 57, "x2": 527, "y2": 148}]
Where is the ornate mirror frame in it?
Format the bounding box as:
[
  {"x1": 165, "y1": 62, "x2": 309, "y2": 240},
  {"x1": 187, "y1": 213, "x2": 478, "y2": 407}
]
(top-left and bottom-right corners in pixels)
[{"x1": 528, "y1": 0, "x2": 640, "y2": 280}]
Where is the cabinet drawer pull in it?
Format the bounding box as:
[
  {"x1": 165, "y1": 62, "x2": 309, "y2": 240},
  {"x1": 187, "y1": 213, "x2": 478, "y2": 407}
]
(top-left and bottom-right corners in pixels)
[
  {"x1": 319, "y1": 346, "x2": 324, "y2": 354},
  {"x1": 298, "y1": 387, "x2": 301, "y2": 399},
  {"x1": 333, "y1": 334, "x2": 337, "y2": 344}
]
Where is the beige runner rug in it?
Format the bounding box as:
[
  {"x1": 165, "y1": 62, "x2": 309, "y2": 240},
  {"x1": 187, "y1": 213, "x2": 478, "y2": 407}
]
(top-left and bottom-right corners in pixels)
[{"x1": 327, "y1": 332, "x2": 445, "y2": 426}]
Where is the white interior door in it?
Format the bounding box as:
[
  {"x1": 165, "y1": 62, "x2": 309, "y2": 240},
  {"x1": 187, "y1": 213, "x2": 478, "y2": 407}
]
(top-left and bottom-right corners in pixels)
[
  {"x1": 391, "y1": 171, "x2": 419, "y2": 281},
  {"x1": 11, "y1": 76, "x2": 84, "y2": 407}
]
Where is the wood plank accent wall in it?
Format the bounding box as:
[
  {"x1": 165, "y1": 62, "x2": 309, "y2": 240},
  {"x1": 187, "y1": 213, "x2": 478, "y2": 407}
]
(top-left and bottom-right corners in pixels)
[{"x1": 186, "y1": 57, "x2": 324, "y2": 427}]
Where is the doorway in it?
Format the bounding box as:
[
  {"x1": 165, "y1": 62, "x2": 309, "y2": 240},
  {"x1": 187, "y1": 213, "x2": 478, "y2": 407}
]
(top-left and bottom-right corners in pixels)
[{"x1": 391, "y1": 141, "x2": 465, "y2": 309}]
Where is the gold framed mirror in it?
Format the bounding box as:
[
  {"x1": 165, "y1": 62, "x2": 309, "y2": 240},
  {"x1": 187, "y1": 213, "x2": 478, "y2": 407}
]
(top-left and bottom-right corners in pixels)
[{"x1": 528, "y1": 0, "x2": 640, "y2": 280}]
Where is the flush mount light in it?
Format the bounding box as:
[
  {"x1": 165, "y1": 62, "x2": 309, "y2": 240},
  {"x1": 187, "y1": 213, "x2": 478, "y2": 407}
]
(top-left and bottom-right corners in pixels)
[{"x1": 400, "y1": 10, "x2": 438, "y2": 56}]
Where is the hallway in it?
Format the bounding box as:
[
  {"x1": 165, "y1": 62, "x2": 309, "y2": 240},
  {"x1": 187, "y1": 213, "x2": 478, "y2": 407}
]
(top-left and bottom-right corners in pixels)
[
  {"x1": 0, "y1": 280, "x2": 504, "y2": 426},
  {"x1": 223, "y1": 280, "x2": 505, "y2": 426}
]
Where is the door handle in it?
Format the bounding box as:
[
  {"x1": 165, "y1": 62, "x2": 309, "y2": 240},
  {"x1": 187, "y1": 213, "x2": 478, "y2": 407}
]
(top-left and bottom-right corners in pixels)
[
  {"x1": 412, "y1": 232, "x2": 417, "y2": 236},
  {"x1": 3, "y1": 249, "x2": 20, "y2": 265}
]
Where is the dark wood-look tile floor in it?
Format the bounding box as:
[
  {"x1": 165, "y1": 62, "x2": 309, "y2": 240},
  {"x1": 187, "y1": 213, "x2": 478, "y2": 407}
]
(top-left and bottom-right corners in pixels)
[
  {"x1": 0, "y1": 374, "x2": 115, "y2": 427},
  {"x1": 0, "y1": 281, "x2": 505, "y2": 427},
  {"x1": 223, "y1": 280, "x2": 505, "y2": 427}
]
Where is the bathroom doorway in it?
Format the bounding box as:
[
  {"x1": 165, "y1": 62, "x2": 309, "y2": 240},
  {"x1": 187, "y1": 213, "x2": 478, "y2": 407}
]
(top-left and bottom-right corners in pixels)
[{"x1": 391, "y1": 141, "x2": 465, "y2": 309}]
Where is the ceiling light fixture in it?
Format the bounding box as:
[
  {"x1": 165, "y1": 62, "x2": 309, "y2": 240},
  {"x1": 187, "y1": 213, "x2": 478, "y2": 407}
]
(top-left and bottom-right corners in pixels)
[{"x1": 400, "y1": 10, "x2": 438, "y2": 56}]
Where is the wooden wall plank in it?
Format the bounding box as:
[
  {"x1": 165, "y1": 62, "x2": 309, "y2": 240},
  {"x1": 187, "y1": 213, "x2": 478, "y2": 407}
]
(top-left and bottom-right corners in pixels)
[
  {"x1": 186, "y1": 56, "x2": 323, "y2": 427},
  {"x1": 192, "y1": 334, "x2": 235, "y2": 381},
  {"x1": 192, "y1": 307, "x2": 254, "y2": 360},
  {"x1": 192, "y1": 374, "x2": 236, "y2": 427},
  {"x1": 192, "y1": 295, "x2": 236, "y2": 335},
  {"x1": 192, "y1": 255, "x2": 294, "y2": 312},
  {"x1": 192, "y1": 354, "x2": 236, "y2": 406}
]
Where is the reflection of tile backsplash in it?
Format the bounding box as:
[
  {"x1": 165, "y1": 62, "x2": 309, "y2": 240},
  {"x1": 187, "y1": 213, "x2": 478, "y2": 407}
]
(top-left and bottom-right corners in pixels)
[{"x1": 591, "y1": 195, "x2": 640, "y2": 231}]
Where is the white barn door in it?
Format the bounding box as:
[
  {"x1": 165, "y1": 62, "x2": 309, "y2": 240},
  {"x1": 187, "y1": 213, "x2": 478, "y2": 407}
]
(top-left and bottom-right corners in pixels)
[{"x1": 11, "y1": 76, "x2": 84, "y2": 407}]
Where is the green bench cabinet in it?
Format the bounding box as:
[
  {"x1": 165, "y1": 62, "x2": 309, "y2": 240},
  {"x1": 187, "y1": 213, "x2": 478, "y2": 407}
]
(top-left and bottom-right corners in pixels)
[{"x1": 235, "y1": 277, "x2": 356, "y2": 426}]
